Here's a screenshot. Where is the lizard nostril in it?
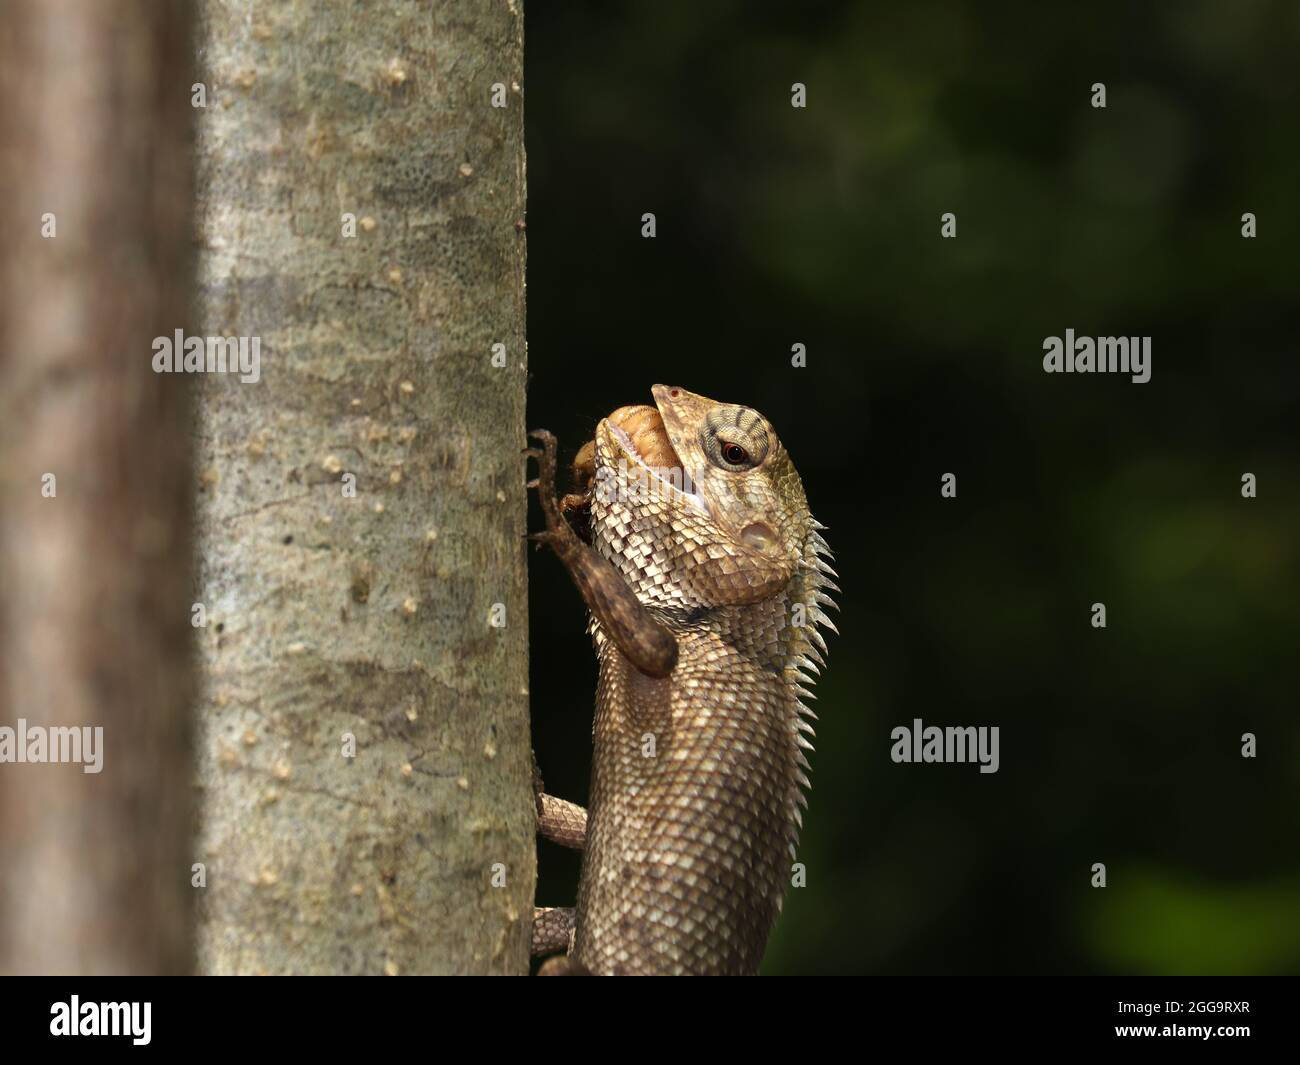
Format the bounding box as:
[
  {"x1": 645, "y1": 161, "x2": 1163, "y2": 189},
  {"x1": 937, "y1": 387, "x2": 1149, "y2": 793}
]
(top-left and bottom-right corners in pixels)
[{"x1": 740, "y1": 522, "x2": 776, "y2": 553}]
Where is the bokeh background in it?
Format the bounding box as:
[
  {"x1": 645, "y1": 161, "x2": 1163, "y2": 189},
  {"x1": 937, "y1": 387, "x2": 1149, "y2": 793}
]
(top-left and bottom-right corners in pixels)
[{"x1": 524, "y1": 0, "x2": 1300, "y2": 974}]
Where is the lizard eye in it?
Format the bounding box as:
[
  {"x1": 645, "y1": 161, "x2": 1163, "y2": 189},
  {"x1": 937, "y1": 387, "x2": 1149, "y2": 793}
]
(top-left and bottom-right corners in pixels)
[
  {"x1": 721, "y1": 442, "x2": 749, "y2": 466},
  {"x1": 701, "y1": 407, "x2": 769, "y2": 470}
]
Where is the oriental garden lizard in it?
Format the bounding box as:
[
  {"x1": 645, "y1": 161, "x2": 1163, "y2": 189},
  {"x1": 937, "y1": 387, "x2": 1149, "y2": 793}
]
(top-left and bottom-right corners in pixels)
[{"x1": 525, "y1": 385, "x2": 838, "y2": 975}]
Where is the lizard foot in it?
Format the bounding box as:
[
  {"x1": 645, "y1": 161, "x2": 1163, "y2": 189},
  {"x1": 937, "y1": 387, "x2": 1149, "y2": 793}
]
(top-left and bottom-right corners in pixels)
[{"x1": 523, "y1": 429, "x2": 566, "y2": 540}]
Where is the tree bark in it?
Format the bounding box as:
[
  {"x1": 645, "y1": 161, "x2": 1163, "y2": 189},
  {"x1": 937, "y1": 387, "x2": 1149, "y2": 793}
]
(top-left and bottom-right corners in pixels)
[
  {"x1": 0, "y1": 0, "x2": 195, "y2": 974},
  {"x1": 194, "y1": 1, "x2": 531, "y2": 974}
]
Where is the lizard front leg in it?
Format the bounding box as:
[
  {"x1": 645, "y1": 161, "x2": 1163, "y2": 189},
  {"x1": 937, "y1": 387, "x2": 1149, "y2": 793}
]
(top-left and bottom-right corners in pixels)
[{"x1": 525, "y1": 429, "x2": 678, "y2": 679}]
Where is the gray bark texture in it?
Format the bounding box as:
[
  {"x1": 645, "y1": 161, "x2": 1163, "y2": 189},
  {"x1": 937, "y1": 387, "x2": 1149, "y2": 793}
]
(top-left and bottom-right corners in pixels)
[
  {"x1": 0, "y1": 0, "x2": 195, "y2": 974},
  {"x1": 194, "y1": 0, "x2": 532, "y2": 974}
]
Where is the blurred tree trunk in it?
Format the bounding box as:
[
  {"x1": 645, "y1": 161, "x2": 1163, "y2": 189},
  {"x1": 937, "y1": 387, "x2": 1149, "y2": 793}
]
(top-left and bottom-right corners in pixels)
[
  {"x1": 0, "y1": 0, "x2": 195, "y2": 974},
  {"x1": 194, "y1": 1, "x2": 531, "y2": 974}
]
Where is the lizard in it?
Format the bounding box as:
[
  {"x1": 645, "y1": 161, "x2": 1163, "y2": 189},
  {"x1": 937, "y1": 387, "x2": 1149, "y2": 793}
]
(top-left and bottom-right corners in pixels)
[{"x1": 524, "y1": 384, "x2": 838, "y2": 975}]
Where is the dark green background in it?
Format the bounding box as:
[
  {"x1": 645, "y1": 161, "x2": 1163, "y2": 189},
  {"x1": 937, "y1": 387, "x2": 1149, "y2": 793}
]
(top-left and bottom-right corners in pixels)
[{"x1": 524, "y1": 0, "x2": 1300, "y2": 974}]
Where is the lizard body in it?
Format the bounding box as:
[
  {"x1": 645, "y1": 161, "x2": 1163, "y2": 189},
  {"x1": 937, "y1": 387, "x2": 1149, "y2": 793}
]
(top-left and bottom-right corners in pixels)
[{"x1": 527, "y1": 385, "x2": 837, "y2": 975}]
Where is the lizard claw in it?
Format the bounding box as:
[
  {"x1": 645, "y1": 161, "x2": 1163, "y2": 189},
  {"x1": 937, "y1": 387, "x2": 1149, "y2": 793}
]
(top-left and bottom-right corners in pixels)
[{"x1": 524, "y1": 429, "x2": 563, "y2": 529}]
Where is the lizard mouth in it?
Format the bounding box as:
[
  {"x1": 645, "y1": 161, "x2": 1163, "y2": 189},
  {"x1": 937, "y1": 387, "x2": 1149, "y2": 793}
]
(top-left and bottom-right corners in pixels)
[{"x1": 598, "y1": 407, "x2": 706, "y2": 513}]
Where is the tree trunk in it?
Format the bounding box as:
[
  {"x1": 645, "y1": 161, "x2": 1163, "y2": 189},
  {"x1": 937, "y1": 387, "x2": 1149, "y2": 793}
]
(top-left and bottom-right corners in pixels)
[
  {"x1": 0, "y1": 0, "x2": 195, "y2": 975},
  {"x1": 194, "y1": 0, "x2": 531, "y2": 974}
]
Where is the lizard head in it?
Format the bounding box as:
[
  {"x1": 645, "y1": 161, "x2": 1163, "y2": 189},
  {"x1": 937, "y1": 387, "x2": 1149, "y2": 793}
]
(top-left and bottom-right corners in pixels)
[{"x1": 590, "y1": 385, "x2": 811, "y2": 608}]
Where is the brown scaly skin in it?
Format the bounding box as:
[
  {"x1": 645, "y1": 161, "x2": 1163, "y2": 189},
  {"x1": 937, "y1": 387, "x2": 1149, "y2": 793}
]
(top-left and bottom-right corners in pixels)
[{"x1": 526, "y1": 385, "x2": 838, "y2": 975}]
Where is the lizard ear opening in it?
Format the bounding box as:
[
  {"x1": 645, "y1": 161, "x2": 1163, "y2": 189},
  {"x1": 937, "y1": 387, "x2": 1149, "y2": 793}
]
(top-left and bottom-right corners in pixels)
[{"x1": 740, "y1": 522, "x2": 778, "y2": 554}]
